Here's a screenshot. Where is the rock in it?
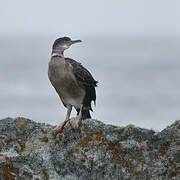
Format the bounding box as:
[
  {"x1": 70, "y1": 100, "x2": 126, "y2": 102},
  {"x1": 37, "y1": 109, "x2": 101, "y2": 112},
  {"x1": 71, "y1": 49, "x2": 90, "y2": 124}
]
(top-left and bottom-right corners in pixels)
[{"x1": 0, "y1": 117, "x2": 179, "y2": 180}]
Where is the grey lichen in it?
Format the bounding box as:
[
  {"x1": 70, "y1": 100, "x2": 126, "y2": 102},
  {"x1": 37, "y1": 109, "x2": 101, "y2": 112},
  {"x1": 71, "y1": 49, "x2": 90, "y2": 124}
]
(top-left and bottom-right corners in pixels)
[{"x1": 0, "y1": 117, "x2": 179, "y2": 179}]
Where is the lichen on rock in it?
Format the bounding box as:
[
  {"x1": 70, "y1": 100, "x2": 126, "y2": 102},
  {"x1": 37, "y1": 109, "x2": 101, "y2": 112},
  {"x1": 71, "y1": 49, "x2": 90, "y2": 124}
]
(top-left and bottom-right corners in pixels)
[{"x1": 0, "y1": 117, "x2": 179, "y2": 179}]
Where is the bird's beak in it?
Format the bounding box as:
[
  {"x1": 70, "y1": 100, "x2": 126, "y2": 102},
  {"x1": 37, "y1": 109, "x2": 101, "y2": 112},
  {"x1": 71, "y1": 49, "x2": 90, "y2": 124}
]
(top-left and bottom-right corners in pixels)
[{"x1": 68, "y1": 40, "x2": 82, "y2": 46}]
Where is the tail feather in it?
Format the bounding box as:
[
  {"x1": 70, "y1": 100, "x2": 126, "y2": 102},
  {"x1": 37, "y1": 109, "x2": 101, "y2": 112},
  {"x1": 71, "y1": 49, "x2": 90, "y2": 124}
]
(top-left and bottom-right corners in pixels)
[
  {"x1": 82, "y1": 109, "x2": 91, "y2": 120},
  {"x1": 76, "y1": 107, "x2": 91, "y2": 120}
]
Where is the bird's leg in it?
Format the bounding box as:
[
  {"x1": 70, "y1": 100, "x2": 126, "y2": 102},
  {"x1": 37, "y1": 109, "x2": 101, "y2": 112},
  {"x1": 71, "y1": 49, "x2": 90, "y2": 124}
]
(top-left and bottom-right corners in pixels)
[
  {"x1": 70, "y1": 104, "x2": 83, "y2": 129},
  {"x1": 53, "y1": 105, "x2": 72, "y2": 137}
]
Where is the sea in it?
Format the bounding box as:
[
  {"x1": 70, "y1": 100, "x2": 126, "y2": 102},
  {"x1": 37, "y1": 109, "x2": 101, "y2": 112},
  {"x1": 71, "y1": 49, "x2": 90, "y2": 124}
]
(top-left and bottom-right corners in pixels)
[{"x1": 0, "y1": 35, "x2": 179, "y2": 131}]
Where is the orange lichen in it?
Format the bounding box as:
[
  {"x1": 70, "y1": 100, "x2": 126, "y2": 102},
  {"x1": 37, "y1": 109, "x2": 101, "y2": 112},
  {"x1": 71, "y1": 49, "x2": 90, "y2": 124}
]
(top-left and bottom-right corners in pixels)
[
  {"x1": 87, "y1": 157, "x2": 94, "y2": 169},
  {"x1": 4, "y1": 138, "x2": 10, "y2": 145},
  {"x1": 78, "y1": 131, "x2": 107, "y2": 161},
  {"x1": 41, "y1": 128, "x2": 47, "y2": 134},
  {"x1": 5, "y1": 156, "x2": 9, "y2": 161},
  {"x1": 17, "y1": 140, "x2": 26, "y2": 152},
  {"x1": 108, "y1": 144, "x2": 123, "y2": 159},
  {"x1": 160, "y1": 142, "x2": 170, "y2": 154},
  {"x1": 79, "y1": 131, "x2": 107, "y2": 148},
  {"x1": 44, "y1": 171, "x2": 49, "y2": 180},
  {"x1": 39, "y1": 136, "x2": 49, "y2": 143},
  {"x1": 141, "y1": 163, "x2": 144, "y2": 171},
  {"x1": 83, "y1": 152, "x2": 88, "y2": 160},
  {"x1": 17, "y1": 117, "x2": 28, "y2": 132},
  {"x1": 170, "y1": 172, "x2": 177, "y2": 178},
  {"x1": 78, "y1": 133, "x2": 92, "y2": 148},
  {"x1": 17, "y1": 117, "x2": 22, "y2": 123},
  {"x1": 95, "y1": 134, "x2": 106, "y2": 144},
  {"x1": 170, "y1": 162, "x2": 176, "y2": 168},
  {"x1": 84, "y1": 148, "x2": 88, "y2": 152},
  {"x1": 58, "y1": 134, "x2": 63, "y2": 140},
  {"x1": 19, "y1": 122, "x2": 26, "y2": 131},
  {"x1": 3, "y1": 166, "x2": 14, "y2": 180},
  {"x1": 3, "y1": 165, "x2": 19, "y2": 180},
  {"x1": 82, "y1": 124, "x2": 88, "y2": 132},
  {"x1": 169, "y1": 159, "x2": 176, "y2": 168},
  {"x1": 24, "y1": 171, "x2": 33, "y2": 178},
  {"x1": 129, "y1": 161, "x2": 144, "y2": 176}
]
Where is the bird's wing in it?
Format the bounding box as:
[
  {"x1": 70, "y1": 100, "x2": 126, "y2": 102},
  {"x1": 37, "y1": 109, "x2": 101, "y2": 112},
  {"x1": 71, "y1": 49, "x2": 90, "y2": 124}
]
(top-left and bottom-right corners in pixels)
[
  {"x1": 65, "y1": 57, "x2": 97, "y2": 108},
  {"x1": 65, "y1": 58, "x2": 98, "y2": 87}
]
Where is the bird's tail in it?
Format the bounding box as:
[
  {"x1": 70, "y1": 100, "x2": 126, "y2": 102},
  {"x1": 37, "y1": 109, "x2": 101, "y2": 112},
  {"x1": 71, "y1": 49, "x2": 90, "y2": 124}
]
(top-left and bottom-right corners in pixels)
[{"x1": 81, "y1": 109, "x2": 91, "y2": 120}]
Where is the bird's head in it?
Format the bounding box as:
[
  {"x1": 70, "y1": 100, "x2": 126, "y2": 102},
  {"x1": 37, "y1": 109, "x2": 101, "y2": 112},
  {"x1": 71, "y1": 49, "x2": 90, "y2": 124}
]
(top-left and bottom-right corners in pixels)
[{"x1": 52, "y1": 37, "x2": 81, "y2": 53}]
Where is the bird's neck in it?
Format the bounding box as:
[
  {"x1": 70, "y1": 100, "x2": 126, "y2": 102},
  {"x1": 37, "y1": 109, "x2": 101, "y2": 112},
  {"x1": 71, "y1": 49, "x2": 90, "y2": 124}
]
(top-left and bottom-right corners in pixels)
[
  {"x1": 51, "y1": 49, "x2": 66, "y2": 68},
  {"x1": 51, "y1": 49, "x2": 64, "y2": 58}
]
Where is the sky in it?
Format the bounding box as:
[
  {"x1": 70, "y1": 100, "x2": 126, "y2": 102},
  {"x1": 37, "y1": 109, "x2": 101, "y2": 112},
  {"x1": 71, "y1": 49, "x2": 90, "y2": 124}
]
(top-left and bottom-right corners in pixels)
[
  {"x1": 0, "y1": 0, "x2": 180, "y2": 131},
  {"x1": 1, "y1": 0, "x2": 180, "y2": 37}
]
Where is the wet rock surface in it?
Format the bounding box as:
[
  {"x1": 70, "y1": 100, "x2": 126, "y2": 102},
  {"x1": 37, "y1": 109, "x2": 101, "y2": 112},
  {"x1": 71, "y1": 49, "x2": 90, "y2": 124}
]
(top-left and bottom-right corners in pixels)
[{"x1": 0, "y1": 117, "x2": 179, "y2": 180}]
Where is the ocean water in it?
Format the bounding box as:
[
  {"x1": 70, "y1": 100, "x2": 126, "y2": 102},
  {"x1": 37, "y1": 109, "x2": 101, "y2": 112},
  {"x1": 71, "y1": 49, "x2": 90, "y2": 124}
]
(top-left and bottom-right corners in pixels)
[{"x1": 0, "y1": 35, "x2": 179, "y2": 130}]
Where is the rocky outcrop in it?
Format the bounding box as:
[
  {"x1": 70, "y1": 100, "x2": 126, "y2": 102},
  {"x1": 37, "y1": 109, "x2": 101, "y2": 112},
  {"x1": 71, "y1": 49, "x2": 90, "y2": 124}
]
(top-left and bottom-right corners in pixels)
[{"x1": 0, "y1": 117, "x2": 179, "y2": 180}]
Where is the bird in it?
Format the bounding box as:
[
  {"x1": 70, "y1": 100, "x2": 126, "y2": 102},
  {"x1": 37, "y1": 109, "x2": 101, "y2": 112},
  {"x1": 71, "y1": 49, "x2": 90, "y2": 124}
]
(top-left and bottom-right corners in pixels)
[{"x1": 48, "y1": 37, "x2": 98, "y2": 137}]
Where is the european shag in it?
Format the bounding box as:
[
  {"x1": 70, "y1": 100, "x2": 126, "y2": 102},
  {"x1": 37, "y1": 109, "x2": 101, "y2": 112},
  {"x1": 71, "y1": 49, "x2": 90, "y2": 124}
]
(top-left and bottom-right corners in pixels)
[{"x1": 48, "y1": 37, "x2": 98, "y2": 136}]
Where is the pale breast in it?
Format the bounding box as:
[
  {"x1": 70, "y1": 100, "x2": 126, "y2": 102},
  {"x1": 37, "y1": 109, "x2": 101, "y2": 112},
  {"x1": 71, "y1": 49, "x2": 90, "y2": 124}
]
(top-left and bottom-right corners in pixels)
[{"x1": 48, "y1": 58, "x2": 85, "y2": 108}]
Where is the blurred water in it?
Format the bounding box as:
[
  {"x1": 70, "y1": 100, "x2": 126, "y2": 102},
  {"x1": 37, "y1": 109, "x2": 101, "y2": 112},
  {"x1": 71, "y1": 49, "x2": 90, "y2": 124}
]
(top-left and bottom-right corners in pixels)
[{"x1": 0, "y1": 35, "x2": 179, "y2": 130}]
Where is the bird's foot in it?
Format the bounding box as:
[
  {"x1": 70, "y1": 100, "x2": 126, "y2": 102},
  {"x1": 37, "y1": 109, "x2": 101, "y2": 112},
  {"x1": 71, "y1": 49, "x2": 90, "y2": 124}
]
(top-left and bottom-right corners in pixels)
[
  {"x1": 52, "y1": 126, "x2": 62, "y2": 138},
  {"x1": 52, "y1": 120, "x2": 70, "y2": 138},
  {"x1": 69, "y1": 116, "x2": 81, "y2": 129}
]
